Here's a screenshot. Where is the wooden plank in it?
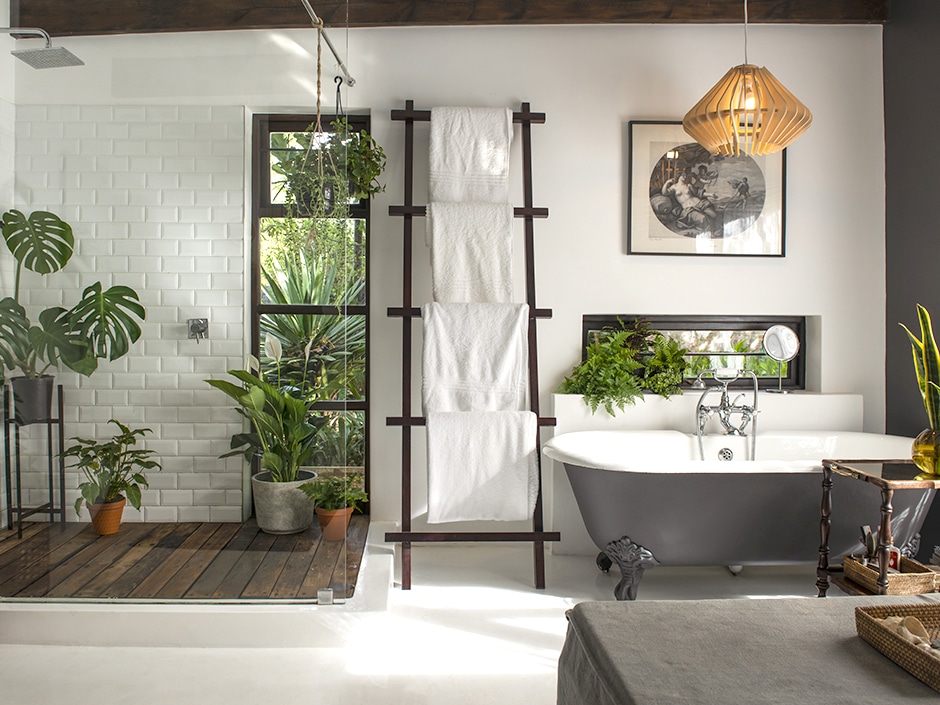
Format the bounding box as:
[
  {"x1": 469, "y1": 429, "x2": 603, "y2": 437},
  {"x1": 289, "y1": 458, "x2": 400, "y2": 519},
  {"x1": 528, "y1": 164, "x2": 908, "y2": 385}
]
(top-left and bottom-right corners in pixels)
[
  {"x1": 0, "y1": 522, "x2": 49, "y2": 557},
  {"x1": 0, "y1": 524, "x2": 100, "y2": 596},
  {"x1": 155, "y1": 521, "x2": 242, "y2": 599},
  {"x1": 334, "y1": 515, "x2": 369, "y2": 597},
  {"x1": 297, "y1": 531, "x2": 345, "y2": 599},
  {"x1": 72, "y1": 523, "x2": 179, "y2": 597},
  {"x1": 102, "y1": 523, "x2": 201, "y2": 598},
  {"x1": 18, "y1": 523, "x2": 156, "y2": 597},
  {"x1": 210, "y1": 530, "x2": 277, "y2": 598},
  {"x1": 11, "y1": 0, "x2": 891, "y2": 37},
  {"x1": 0, "y1": 522, "x2": 86, "y2": 573},
  {"x1": 184, "y1": 522, "x2": 262, "y2": 599},
  {"x1": 240, "y1": 530, "x2": 306, "y2": 598},
  {"x1": 126, "y1": 523, "x2": 222, "y2": 598},
  {"x1": 268, "y1": 530, "x2": 321, "y2": 600}
]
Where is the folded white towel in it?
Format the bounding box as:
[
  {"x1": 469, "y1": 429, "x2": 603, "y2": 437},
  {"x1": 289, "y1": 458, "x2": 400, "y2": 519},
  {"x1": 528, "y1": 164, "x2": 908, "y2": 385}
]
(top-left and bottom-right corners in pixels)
[
  {"x1": 429, "y1": 107, "x2": 513, "y2": 204},
  {"x1": 428, "y1": 202, "x2": 514, "y2": 304},
  {"x1": 426, "y1": 410, "x2": 538, "y2": 523},
  {"x1": 422, "y1": 302, "x2": 529, "y2": 412}
]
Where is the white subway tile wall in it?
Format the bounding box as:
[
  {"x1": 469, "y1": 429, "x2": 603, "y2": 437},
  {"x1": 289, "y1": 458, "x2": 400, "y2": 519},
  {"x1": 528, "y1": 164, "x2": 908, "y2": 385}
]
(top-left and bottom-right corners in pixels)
[{"x1": 8, "y1": 104, "x2": 249, "y2": 525}]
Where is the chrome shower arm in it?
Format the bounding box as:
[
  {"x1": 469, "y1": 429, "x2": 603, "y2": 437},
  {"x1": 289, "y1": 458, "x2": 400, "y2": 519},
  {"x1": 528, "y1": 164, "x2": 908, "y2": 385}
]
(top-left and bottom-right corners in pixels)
[
  {"x1": 1, "y1": 27, "x2": 52, "y2": 46},
  {"x1": 300, "y1": 0, "x2": 356, "y2": 87}
]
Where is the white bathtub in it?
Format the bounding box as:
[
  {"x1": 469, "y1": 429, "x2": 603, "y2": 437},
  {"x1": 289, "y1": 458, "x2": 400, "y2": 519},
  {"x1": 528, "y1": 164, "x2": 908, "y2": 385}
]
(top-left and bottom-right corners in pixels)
[{"x1": 543, "y1": 430, "x2": 934, "y2": 599}]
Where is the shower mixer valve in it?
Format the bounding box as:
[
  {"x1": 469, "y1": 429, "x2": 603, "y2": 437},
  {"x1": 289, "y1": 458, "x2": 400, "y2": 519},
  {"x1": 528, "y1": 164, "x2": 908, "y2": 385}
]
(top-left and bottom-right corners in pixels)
[{"x1": 188, "y1": 318, "x2": 209, "y2": 343}]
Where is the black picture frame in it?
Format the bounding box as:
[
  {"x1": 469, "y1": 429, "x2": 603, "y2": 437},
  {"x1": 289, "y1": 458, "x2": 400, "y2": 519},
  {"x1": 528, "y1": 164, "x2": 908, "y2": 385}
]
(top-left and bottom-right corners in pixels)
[{"x1": 626, "y1": 120, "x2": 786, "y2": 257}]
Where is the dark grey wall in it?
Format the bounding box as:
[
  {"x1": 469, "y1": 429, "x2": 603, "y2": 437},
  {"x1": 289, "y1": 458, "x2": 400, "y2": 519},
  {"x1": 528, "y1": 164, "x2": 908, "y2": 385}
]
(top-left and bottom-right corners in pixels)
[{"x1": 884, "y1": 0, "x2": 940, "y2": 558}]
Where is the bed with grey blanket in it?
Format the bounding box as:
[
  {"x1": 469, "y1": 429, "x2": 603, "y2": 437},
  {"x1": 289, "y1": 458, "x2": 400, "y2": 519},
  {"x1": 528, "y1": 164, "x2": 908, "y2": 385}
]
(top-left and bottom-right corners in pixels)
[{"x1": 558, "y1": 595, "x2": 940, "y2": 705}]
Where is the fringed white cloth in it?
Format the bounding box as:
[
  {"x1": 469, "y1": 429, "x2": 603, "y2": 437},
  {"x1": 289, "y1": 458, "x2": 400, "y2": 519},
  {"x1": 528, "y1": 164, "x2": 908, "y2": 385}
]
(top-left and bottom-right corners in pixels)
[
  {"x1": 422, "y1": 302, "x2": 529, "y2": 413},
  {"x1": 426, "y1": 410, "x2": 538, "y2": 523},
  {"x1": 429, "y1": 107, "x2": 513, "y2": 204},
  {"x1": 428, "y1": 201, "x2": 514, "y2": 303}
]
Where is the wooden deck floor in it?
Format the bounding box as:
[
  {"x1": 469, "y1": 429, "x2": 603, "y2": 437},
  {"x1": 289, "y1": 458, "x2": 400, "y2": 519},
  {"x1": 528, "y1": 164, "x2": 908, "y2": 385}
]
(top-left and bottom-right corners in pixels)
[{"x1": 0, "y1": 516, "x2": 368, "y2": 601}]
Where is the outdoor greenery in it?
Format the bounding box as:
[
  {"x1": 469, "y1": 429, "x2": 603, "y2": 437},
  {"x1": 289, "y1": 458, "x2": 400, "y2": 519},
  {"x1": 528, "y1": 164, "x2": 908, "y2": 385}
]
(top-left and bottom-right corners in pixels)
[
  {"x1": 64, "y1": 420, "x2": 162, "y2": 515},
  {"x1": 299, "y1": 471, "x2": 368, "y2": 512},
  {"x1": 557, "y1": 318, "x2": 690, "y2": 415},
  {"x1": 0, "y1": 209, "x2": 145, "y2": 381}
]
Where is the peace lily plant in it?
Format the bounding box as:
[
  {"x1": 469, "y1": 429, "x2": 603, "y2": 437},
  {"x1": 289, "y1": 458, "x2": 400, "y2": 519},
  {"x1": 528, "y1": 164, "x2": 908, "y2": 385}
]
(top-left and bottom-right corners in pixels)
[
  {"x1": 207, "y1": 337, "x2": 319, "y2": 483},
  {"x1": 901, "y1": 303, "x2": 940, "y2": 475}
]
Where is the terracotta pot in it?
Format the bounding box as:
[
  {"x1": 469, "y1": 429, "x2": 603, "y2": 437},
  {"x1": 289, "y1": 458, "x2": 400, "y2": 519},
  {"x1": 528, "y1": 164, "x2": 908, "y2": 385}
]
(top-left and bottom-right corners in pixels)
[
  {"x1": 88, "y1": 496, "x2": 126, "y2": 535},
  {"x1": 316, "y1": 506, "x2": 354, "y2": 541}
]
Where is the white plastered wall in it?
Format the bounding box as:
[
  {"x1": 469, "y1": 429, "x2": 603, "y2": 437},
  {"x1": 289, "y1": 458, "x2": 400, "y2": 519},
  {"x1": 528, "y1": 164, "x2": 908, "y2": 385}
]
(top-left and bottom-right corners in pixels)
[{"x1": 4, "y1": 24, "x2": 886, "y2": 541}]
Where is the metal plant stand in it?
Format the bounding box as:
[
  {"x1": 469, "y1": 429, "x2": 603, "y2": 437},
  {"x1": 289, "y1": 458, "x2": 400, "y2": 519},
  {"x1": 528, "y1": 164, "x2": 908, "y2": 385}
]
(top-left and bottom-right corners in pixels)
[{"x1": 3, "y1": 384, "x2": 66, "y2": 537}]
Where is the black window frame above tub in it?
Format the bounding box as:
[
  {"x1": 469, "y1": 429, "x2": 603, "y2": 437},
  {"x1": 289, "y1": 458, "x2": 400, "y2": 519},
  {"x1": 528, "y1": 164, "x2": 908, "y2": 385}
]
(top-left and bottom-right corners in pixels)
[{"x1": 580, "y1": 314, "x2": 806, "y2": 391}]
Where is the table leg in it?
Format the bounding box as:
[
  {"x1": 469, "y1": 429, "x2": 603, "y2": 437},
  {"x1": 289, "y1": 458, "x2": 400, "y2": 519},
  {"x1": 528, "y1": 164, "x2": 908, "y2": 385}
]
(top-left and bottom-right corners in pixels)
[
  {"x1": 816, "y1": 463, "x2": 833, "y2": 597},
  {"x1": 877, "y1": 487, "x2": 895, "y2": 595}
]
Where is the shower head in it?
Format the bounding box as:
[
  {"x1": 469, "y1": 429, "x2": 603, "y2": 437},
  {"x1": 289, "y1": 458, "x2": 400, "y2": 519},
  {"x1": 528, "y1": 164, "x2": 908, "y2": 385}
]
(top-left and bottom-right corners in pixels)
[{"x1": 2, "y1": 27, "x2": 84, "y2": 69}]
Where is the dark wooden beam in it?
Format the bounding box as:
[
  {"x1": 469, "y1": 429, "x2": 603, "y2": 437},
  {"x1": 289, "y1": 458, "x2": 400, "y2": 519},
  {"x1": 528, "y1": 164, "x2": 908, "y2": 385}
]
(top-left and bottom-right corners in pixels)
[{"x1": 11, "y1": 1, "x2": 890, "y2": 38}]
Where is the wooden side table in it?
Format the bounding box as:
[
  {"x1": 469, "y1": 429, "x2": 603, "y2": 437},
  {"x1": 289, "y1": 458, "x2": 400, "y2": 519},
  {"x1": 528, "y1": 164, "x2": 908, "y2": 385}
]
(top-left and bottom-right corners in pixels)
[{"x1": 817, "y1": 458, "x2": 940, "y2": 596}]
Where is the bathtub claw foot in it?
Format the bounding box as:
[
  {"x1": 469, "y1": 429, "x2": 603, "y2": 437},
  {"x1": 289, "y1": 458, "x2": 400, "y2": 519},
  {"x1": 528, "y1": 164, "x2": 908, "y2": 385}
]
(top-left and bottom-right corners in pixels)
[{"x1": 605, "y1": 536, "x2": 659, "y2": 601}]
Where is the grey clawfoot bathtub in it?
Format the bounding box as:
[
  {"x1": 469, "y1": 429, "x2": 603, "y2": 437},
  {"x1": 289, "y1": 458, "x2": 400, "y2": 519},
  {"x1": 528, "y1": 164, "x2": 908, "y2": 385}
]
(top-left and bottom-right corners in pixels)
[{"x1": 543, "y1": 430, "x2": 935, "y2": 600}]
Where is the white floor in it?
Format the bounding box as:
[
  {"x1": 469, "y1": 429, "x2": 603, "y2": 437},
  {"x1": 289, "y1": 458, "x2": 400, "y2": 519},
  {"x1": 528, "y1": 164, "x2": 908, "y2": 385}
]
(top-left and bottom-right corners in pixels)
[{"x1": 0, "y1": 522, "x2": 827, "y2": 705}]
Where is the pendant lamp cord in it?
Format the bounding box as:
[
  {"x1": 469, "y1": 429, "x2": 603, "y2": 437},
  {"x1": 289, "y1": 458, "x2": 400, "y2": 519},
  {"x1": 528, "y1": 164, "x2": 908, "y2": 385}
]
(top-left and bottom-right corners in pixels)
[{"x1": 743, "y1": 0, "x2": 749, "y2": 64}]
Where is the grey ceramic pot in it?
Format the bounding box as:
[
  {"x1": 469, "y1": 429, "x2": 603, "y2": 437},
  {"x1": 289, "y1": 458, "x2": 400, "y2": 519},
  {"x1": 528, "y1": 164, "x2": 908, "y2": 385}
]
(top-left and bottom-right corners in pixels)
[{"x1": 250, "y1": 469, "x2": 317, "y2": 534}]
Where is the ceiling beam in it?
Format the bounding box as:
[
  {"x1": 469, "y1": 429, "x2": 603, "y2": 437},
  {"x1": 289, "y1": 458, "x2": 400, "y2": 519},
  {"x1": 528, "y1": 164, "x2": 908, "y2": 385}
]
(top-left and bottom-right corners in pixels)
[{"x1": 11, "y1": 1, "x2": 890, "y2": 38}]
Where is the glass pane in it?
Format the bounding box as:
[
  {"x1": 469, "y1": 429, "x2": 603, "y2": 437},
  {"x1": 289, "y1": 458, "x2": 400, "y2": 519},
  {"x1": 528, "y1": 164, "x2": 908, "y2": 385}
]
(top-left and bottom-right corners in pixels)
[
  {"x1": 260, "y1": 217, "x2": 366, "y2": 305},
  {"x1": 308, "y1": 411, "x2": 365, "y2": 470},
  {"x1": 660, "y1": 328, "x2": 782, "y2": 377},
  {"x1": 260, "y1": 313, "x2": 365, "y2": 402}
]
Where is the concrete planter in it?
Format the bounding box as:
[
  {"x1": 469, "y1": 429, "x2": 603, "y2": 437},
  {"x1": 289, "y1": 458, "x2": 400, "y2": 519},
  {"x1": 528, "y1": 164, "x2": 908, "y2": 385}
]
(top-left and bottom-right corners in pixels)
[{"x1": 250, "y1": 470, "x2": 317, "y2": 534}]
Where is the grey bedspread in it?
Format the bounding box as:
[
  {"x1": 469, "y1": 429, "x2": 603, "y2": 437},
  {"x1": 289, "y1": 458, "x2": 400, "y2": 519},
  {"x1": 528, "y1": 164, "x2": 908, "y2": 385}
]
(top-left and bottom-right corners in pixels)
[{"x1": 558, "y1": 594, "x2": 940, "y2": 705}]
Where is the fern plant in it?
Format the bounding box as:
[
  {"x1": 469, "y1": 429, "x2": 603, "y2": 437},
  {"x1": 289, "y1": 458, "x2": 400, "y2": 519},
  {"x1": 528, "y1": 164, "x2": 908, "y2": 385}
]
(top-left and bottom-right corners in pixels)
[{"x1": 557, "y1": 319, "x2": 689, "y2": 415}]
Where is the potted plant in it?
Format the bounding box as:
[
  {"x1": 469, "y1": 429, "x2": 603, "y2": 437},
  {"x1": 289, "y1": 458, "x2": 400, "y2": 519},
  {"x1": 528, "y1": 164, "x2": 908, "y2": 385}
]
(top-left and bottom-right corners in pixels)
[
  {"x1": 0, "y1": 209, "x2": 145, "y2": 423},
  {"x1": 206, "y1": 341, "x2": 321, "y2": 534},
  {"x1": 557, "y1": 318, "x2": 690, "y2": 415},
  {"x1": 299, "y1": 471, "x2": 368, "y2": 541},
  {"x1": 901, "y1": 303, "x2": 940, "y2": 475},
  {"x1": 63, "y1": 419, "x2": 162, "y2": 535}
]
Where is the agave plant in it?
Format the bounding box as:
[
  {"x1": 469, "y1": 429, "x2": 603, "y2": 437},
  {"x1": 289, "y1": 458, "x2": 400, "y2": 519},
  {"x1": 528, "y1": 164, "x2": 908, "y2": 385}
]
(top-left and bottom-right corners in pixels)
[{"x1": 0, "y1": 209, "x2": 145, "y2": 381}]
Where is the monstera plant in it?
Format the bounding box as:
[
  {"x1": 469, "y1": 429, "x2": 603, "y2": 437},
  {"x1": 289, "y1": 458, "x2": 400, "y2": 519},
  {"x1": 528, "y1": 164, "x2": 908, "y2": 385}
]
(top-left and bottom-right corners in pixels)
[{"x1": 0, "y1": 209, "x2": 145, "y2": 421}]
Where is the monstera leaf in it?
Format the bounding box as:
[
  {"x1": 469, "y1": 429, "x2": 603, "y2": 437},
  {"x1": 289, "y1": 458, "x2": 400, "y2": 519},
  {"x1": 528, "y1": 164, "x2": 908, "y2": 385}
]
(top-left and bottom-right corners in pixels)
[
  {"x1": 66, "y1": 283, "x2": 145, "y2": 362},
  {"x1": 0, "y1": 297, "x2": 31, "y2": 376},
  {"x1": 0, "y1": 209, "x2": 74, "y2": 278},
  {"x1": 30, "y1": 307, "x2": 95, "y2": 376}
]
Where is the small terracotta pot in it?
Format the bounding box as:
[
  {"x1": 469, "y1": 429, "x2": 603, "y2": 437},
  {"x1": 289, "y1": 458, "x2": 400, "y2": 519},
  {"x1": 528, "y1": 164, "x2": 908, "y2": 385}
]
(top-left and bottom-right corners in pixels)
[
  {"x1": 88, "y1": 497, "x2": 127, "y2": 535},
  {"x1": 316, "y1": 506, "x2": 354, "y2": 541}
]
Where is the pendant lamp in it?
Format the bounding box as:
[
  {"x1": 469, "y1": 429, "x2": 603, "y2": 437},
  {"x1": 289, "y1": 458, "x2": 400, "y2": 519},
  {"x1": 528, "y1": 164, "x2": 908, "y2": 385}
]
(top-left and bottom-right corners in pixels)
[{"x1": 682, "y1": 0, "x2": 812, "y2": 157}]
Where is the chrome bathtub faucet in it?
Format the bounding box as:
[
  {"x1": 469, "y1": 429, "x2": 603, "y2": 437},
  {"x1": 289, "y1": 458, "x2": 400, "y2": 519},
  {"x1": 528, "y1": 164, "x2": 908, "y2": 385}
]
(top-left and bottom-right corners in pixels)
[{"x1": 692, "y1": 369, "x2": 760, "y2": 460}]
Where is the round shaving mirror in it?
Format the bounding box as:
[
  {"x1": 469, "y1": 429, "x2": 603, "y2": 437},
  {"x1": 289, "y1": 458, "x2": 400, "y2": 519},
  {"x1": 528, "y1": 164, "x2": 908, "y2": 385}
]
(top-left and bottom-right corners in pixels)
[{"x1": 762, "y1": 325, "x2": 800, "y2": 393}]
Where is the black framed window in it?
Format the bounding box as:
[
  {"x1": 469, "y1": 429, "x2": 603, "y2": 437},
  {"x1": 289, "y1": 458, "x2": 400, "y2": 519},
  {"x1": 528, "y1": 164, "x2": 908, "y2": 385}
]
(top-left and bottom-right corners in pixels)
[
  {"x1": 251, "y1": 113, "x2": 369, "y2": 479},
  {"x1": 581, "y1": 315, "x2": 806, "y2": 391}
]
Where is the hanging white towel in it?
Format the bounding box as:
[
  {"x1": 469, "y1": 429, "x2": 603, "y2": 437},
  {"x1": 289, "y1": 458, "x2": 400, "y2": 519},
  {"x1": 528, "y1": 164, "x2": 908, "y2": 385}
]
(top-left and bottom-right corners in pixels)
[
  {"x1": 428, "y1": 202, "x2": 514, "y2": 303},
  {"x1": 422, "y1": 302, "x2": 529, "y2": 412},
  {"x1": 429, "y1": 107, "x2": 513, "y2": 203},
  {"x1": 426, "y1": 410, "x2": 538, "y2": 523}
]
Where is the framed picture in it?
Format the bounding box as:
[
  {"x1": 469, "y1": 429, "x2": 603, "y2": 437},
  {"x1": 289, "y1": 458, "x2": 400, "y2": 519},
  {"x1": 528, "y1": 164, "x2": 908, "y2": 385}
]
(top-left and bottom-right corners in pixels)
[{"x1": 626, "y1": 120, "x2": 786, "y2": 256}]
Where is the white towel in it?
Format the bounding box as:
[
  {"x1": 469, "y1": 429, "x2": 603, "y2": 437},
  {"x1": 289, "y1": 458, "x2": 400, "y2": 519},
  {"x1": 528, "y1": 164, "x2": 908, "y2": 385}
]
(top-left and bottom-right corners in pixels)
[
  {"x1": 426, "y1": 410, "x2": 538, "y2": 523},
  {"x1": 428, "y1": 202, "x2": 514, "y2": 303},
  {"x1": 429, "y1": 107, "x2": 513, "y2": 203},
  {"x1": 422, "y1": 302, "x2": 529, "y2": 412}
]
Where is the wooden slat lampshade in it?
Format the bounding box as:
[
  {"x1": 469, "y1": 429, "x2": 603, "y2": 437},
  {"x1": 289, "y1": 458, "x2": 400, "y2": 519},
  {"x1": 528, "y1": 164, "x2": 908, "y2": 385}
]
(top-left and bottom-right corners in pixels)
[{"x1": 682, "y1": 63, "x2": 812, "y2": 156}]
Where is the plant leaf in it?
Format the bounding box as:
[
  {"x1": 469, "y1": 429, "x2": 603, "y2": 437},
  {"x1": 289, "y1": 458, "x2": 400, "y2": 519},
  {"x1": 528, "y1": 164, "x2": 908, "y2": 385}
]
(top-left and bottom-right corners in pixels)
[
  {"x1": 65, "y1": 282, "x2": 145, "y2": 362},
  {"x1": 0, "y1": 209, "x2": 74, "y2": 275}
]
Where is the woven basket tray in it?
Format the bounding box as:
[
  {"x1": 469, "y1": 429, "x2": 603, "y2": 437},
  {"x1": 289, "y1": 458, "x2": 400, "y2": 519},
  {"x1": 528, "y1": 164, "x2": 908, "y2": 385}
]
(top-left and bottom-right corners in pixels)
[
  {"x1": 856, "y1": 604, "x2": 940, "y2": 692},
  {"x1": 843, "y1": 556, "x2": 937, "y2": 595}
]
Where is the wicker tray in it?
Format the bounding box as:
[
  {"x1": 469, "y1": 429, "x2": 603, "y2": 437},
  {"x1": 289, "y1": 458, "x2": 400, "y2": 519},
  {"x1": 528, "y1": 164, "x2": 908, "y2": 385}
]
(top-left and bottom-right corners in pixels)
[
  {"x1": 843, "y1": 556, "x2": 937, "y2": 595},
  {"x1": 856, "y1": 603, "x2": 940, "y2": 692}
]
